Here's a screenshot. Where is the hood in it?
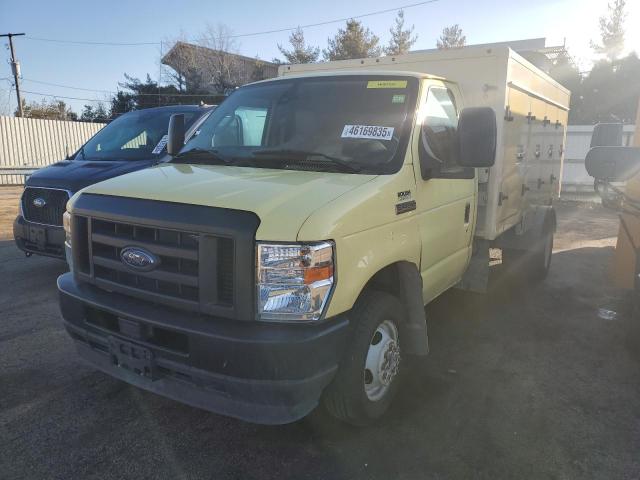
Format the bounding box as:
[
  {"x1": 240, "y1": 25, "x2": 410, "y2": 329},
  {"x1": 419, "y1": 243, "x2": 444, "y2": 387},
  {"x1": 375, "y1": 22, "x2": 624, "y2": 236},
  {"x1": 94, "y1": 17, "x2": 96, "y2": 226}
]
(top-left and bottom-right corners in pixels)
[
  {"x1": 27, "y1": 159, "x2": 160, "y2": 193},
  {"x1": 75, "y1": 164, "x2": 377, "y2": 240}
]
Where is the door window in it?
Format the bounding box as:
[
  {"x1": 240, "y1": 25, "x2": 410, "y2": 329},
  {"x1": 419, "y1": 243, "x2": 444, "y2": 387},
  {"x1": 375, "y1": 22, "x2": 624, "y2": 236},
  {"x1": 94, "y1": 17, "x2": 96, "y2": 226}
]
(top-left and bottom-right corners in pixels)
[
  {"x1": 420, "y1": 87, "x2": 470, "y2": 178},
  {"x1": 423, "y1": 87, "x2": 458, "y2": 170}
]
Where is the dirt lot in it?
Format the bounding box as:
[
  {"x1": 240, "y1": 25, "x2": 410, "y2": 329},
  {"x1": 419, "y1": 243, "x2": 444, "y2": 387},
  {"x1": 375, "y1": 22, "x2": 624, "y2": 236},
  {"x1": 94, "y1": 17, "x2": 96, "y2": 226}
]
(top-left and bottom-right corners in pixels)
[
  {"x1": 1, "y1": 187, "x2": 639, "y2": 479},
  {"x1": 0, "y1": 187, "x2": 22, "y2": 240}
]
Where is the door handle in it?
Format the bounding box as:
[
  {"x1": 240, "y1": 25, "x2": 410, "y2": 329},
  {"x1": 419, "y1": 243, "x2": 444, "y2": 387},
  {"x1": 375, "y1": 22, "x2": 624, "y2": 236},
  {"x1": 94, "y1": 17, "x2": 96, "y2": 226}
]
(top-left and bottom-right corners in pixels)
[{"x1": 464, "y1": 203, "x2": 471, "y2": 224}]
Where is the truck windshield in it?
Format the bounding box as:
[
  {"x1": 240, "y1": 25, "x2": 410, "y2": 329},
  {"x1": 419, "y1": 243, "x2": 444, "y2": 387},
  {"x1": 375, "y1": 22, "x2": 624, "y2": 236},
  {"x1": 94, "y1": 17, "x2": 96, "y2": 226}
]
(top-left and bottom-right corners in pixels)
[
  {"x1": 179, "y1": 75, "x2": 418, "y2": 174},
  {"x1": 77, "y1": 109, "x2": 199, "y2": 161}
]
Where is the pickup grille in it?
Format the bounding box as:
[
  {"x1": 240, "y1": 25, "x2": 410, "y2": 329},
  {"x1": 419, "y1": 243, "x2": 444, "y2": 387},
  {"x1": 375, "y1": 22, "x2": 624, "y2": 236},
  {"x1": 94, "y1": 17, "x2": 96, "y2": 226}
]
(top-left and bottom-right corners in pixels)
[
  {"x1": 70, "y1": 194, "x2": 259, "y2": 320},
  {"x1": 22, "y1": 187, "x2": 69, "y2": 226}
]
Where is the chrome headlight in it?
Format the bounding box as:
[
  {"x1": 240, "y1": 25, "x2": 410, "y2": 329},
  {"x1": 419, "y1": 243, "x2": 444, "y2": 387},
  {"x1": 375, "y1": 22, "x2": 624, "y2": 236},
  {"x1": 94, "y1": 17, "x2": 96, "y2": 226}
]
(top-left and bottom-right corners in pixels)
[
  {"x1": 63, "y1": 211, "x2": 72, "y2": 247},
  {"x1": 63, "y1": 211, "x2": 74, "y2": 270},
  {"x1": 257, "y1": 242, "x2": 335, "y2": 322}
]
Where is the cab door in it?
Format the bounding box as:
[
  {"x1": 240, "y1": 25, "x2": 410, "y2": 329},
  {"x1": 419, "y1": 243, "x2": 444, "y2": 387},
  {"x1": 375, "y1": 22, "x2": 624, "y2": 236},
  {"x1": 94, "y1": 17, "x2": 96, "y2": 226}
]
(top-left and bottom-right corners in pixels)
[{"x1": 412, "y1": 81, "x2": 476, "y2": 303}]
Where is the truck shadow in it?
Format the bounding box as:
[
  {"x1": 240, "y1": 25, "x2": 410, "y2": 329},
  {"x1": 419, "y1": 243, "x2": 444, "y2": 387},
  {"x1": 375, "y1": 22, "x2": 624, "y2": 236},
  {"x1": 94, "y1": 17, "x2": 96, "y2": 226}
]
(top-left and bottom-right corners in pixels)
[
  {"x1": 5, "y1": 242, "x2": 640, "y2": 480},
  {"x1": 131, "y1": 245, "x2": 637, "y2": 475}
]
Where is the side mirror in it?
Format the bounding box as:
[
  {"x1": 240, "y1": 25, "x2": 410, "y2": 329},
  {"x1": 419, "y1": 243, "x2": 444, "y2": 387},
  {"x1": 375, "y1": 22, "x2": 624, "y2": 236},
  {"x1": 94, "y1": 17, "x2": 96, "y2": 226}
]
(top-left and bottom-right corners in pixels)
[
  {"x1": 590, "y1": 123, "x2": 623, "y2": 147},
  {"x1": 166, "y1": 113, "x2": 185, "y2": 156},
  {"x1": 585, "y1": 146, "x2": 640, "y2": 181},
  {"x1": 457, "y1": 107, "x2": 496, "y2": 168}
]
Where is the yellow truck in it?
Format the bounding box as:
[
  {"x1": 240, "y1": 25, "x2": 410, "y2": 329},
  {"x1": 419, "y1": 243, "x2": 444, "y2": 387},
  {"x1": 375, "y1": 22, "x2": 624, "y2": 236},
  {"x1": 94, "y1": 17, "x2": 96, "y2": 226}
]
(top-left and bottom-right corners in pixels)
[
  {"x1": 585, "y1": 117, "x2": 640, "y2": 297},
  {"x1": 59, "y1": 46, "x2": 569, "y2": 425}
]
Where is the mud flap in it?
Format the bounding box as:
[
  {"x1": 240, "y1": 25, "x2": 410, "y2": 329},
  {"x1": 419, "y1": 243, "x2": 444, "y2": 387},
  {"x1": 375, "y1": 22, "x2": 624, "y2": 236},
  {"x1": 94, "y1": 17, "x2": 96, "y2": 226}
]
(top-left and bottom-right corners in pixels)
[
  {"x1": 457, "y1": 239, "x2": 491, "y2": 293},
  {"x1": 397, "y1": 262, "x2": 429, "y2": 355}
]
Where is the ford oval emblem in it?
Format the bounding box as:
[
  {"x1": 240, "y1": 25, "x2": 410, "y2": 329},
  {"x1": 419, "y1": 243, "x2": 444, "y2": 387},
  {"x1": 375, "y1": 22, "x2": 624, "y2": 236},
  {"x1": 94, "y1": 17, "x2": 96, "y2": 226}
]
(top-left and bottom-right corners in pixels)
[
  {"x1": 33, "y1": 197, "x2": 47, "y2": 208},
  {"x1": 120, "y1": 247, "x2": 159, "y2": 272}
]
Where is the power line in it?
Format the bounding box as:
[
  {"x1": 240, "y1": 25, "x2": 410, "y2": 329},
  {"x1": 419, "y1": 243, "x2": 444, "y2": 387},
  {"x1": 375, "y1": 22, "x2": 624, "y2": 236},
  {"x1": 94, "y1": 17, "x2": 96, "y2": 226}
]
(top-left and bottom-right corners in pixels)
[
  {"x1": 24, "y1": 36, "x2": 158, "y2": 46},
  {"x1": 20, "y1": 89, "x2": 109, "y2": 102},
  {"x1": 23, "y1": 0, "x2": 439, "y2": 46},
  {"x1": 23, "y1": 78, "x2": 114, "y2": 93},
  {"x1": 21, "y1": 78, "x2": 223, "y2": 97},
  {"x1": 230, "y1": 0, "x2": 440, "y2": 38},
  {"x1": 20, "y1": 88, "x2": 221, "y2": 102}
]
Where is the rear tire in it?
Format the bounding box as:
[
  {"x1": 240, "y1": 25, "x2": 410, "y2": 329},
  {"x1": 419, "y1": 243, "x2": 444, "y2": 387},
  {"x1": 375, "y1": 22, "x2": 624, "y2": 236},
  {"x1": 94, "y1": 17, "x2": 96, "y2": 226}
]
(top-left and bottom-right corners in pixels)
[
  {"x1": 528, "y1": 228, "x2": 554, "y2": 280},
  {"x1": 323, "y1": 291, "x2": 405, "y2": 426},
  {"x1": 501, "y1": 228, "x2": 554, "y2": 282}
]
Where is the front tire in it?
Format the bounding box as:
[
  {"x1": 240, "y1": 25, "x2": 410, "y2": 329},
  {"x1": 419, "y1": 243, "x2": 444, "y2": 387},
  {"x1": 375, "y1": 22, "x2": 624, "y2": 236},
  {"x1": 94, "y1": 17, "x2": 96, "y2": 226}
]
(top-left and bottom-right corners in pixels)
[{"x1": 323, "y1": 291, "x2": 404, "y2": 426}]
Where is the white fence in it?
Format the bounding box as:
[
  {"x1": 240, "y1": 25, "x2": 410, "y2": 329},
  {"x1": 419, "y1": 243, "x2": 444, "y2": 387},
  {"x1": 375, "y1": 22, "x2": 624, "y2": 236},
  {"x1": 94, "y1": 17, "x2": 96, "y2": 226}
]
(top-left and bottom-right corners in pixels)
[
  {"x1": 562, "y1": 124, "x2": 636, "y2": 192},
  {"x1": 0, "y1": 116, "x2": 105, "y2": 185}
]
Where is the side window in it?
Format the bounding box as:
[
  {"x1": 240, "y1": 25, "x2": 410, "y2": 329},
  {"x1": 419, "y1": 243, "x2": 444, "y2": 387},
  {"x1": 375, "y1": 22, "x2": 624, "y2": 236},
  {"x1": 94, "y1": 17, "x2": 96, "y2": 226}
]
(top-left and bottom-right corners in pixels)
[
  {"x1": 420, "y1": 87, "x2": 470, "y2": 179},
  {"x1": 212, "y1": 107, "x2": 268, "y2": 147}
]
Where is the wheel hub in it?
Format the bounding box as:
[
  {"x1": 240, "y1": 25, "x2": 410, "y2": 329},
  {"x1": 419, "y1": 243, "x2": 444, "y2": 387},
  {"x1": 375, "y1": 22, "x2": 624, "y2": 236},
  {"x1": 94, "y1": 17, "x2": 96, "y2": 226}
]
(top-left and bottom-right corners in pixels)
[
  {"x1": 364, "y1": 320, "x2": 401, "y2": 401},
  {"x1": 379, "y1": 341, "x2": 401, "y2": 386}
]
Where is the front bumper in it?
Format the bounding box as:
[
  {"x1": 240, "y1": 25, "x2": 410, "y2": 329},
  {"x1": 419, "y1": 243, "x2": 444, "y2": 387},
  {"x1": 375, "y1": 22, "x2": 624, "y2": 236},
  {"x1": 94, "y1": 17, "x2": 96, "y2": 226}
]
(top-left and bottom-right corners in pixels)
[
  {"x1": 14, "y1": 215, "x2": 65, "y2": 259},
  {"x1": 58, "y1": 272, "x2": 349, "y2": 424}
]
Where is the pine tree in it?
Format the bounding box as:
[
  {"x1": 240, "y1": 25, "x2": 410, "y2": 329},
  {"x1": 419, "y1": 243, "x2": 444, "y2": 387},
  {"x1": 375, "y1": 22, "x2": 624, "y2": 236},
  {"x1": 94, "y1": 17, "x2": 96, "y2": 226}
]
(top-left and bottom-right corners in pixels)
[
  {"x1": 278, "y1": 27, "x2": 320, "y2": 64},
  {"x1": 324, "y1": 19, "x2": 382, "y2": 61},
  {"x1": 436, "y1": 24, "x2": 466, "y2": 49},
  {"x1": 93, "y1": 103, "x2": 108, "y2": 122},
  {"x1": 80, "y1": 105, "x2": 95, "y2": 122},
  {"x1": 591, "y1": 0, "x2": 627, "y2": 61},
  {"x1": 385, "y1": 10, "x2": 418, "y2": 56}
]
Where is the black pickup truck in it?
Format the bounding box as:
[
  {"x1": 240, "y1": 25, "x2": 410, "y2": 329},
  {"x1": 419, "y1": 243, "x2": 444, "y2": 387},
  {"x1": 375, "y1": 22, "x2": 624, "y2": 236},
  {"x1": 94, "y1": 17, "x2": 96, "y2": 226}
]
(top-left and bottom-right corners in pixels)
[{"x1": 14, "y1": 105, "x2": 214, "y2": 259}]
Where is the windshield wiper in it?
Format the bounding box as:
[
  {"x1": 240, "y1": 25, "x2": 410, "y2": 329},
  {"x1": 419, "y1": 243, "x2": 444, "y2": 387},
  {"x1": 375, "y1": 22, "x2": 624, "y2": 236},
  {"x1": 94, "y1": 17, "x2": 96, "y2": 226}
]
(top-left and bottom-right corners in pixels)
[
  {"x1": 172, "y1": 148, "x2": 234, "y2": 165},
  {"x1": 252, "y1": 149, "x2": 361, "y2": 173}
]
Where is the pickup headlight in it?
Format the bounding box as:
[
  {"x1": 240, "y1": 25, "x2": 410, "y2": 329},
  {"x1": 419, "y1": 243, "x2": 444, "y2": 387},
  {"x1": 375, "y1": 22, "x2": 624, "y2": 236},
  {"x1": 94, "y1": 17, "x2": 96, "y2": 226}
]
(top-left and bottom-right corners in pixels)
[
  {"x1": 63, "y1": 211, "x2": 71, "y2": 246},
  {"x1": 257, "y1": 242, "x2": 335, "y2": 322},
  {"x1": 63, "y1": 211, "x2": 73, "y2": 270}
]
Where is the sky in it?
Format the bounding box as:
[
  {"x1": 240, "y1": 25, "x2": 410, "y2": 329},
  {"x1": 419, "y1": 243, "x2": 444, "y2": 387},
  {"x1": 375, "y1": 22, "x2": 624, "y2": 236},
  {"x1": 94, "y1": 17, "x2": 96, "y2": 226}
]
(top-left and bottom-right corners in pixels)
[{"x1": 1, "y1": 0, "x2": 639, "y2": 114}]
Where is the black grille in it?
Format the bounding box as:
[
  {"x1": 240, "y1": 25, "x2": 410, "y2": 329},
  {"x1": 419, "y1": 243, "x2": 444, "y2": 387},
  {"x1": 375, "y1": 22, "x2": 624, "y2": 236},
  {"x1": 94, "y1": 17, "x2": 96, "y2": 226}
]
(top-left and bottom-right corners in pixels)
[
  {"x1": 70, "y1": 194, "x2": 259, "y2": 321},
  {"x1": 22, "y1": 187, "x2": 69, "y2": 226},
  {"x1": 76, "y1": 216, "x2": 235, "y2": 313}
]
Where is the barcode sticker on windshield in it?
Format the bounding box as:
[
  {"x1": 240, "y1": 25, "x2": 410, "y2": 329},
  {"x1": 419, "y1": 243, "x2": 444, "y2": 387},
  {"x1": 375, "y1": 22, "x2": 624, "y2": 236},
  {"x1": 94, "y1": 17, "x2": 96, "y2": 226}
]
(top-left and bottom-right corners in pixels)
[
  {"x1": 152, "y1": 135, "x2": 169, "y2": 154},
  {"x1": 341, "y1": 125, "x2": 394, "y2": 141}
]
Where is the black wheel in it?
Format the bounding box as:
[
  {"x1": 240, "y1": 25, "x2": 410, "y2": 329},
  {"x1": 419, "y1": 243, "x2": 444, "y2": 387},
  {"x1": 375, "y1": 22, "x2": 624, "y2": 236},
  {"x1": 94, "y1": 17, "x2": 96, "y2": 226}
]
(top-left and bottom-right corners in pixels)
[
  {"x1": 323, "y1": 291, "x2": 404, "y2": 426},
  {"x1": 528, "y1": 228, "x2": 554, "y2": 280},
  {"x1": 501, "y1": 229, "x2": 554, "y2": 283}
]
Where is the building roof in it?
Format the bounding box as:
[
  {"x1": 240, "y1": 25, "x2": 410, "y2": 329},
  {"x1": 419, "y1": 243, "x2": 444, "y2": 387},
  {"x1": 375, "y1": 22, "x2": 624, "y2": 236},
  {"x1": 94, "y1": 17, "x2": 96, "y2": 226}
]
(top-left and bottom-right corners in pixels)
[{"x1": 161, "y1": 41, "x2": 278, "y2": 69}]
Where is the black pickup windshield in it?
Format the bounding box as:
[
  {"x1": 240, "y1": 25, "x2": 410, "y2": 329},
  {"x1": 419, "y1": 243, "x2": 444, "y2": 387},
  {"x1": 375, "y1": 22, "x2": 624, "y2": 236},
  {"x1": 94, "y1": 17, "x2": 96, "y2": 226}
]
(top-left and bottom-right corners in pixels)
[
  {"x1": 78, "y1": 109, "x2": 200, "y2": 161},
  {"x1": 180, "y1": 76, "x2": 418, "y2": 174}
]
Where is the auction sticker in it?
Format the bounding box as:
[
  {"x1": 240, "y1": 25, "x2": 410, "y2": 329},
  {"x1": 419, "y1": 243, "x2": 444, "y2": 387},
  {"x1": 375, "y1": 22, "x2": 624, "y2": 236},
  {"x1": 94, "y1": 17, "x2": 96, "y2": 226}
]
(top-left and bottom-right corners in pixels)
[
  {"x1": 341, "y1": 125, "x2": 394, "y2": 140},
  {"x1": 152, "y1": 135, "x2": 169, "y2": 154},
  {"x1": 367, "y1": 80, "x2": 407, "y2": 89}
]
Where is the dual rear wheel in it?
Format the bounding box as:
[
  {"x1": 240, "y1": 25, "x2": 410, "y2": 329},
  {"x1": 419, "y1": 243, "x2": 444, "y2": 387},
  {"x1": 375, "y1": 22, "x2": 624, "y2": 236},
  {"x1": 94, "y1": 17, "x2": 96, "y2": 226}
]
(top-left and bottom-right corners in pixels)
[{"x1": 502, "y1": 228, "x2": 554, "y2": 281}]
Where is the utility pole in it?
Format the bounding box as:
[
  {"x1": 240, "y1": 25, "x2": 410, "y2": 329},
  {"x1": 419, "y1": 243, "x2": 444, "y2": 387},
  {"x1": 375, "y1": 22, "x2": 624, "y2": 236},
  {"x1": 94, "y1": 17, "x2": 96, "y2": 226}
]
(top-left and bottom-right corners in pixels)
[{"x1": 1, "y1": 33, "x2": 26, "y2": 116}]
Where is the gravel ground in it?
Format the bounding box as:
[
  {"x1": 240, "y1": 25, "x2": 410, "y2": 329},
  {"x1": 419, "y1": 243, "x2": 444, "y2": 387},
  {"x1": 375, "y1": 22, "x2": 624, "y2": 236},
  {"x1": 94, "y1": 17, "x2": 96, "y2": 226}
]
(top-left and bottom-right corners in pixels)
[{"x1": 1, "y1": 187, "x2": 639, "y2": 480}]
